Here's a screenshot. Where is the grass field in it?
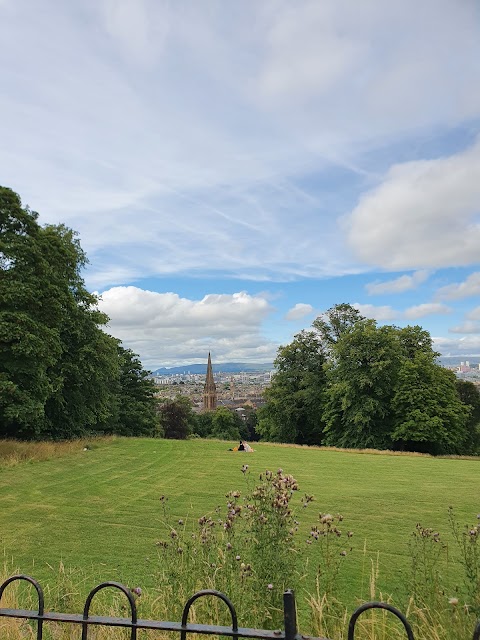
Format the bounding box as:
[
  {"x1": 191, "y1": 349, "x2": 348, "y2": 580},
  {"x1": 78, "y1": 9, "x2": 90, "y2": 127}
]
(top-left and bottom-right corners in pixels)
[{"x1": 1, "y1": 437, "x2": 479, "y2": 625}]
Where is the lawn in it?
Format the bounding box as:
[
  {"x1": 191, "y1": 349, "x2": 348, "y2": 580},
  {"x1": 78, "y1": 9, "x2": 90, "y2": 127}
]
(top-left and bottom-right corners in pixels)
[{"x1": 1, "y1": 437, "x2": 479, "y2": 614}]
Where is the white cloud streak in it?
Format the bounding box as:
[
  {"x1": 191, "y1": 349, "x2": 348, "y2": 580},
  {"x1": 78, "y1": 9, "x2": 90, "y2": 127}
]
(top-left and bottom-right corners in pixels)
[
  {"x1": 1, "y1": 1, "x2": 479, "y2": 286},
  {"x1": 366, "y1": 270, "x2": 430, "y2": 295},
  {"x1": 354, "y1": 302, "x2": 452, "y2": 322},
  {"x1": 403, "y1": 303, "x2": 452, "y2": 320},
  {"x1": 436, "y1": 272, "x2": 480, "y2": 301}
]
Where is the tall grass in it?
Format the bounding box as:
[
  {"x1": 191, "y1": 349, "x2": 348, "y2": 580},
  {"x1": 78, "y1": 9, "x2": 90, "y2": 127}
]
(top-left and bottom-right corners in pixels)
[{"x1": 0, "y1": 437, "x2": 118, "y2": 468}]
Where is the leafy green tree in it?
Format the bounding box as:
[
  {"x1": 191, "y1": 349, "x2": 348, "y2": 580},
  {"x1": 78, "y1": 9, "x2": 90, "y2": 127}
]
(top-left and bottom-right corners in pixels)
[
  {"x1": 455, "y1": 379, "x2": 480, "y2": 454},
  {"x1": 194, "y1": 411, "x2": 214, "y2": 438},
  {"x1": 1, "y1": 189, "x2": 64, "y2": 437},
  {"x1": 114, "y1": 346, "x2": 159, "y2": 436},
  {"x1": 158, "y1": 396, "x2": 196, "y2": 439},
  {"x1": 323, "y1": 322, "x2": 401, "y2": 449},
  {"x1": 0, "y1": 186, "x2": 147, "y2": 440},
  {"x1": 397, "y1": 325, "x2": 438, "y2": 361},
  {"x1": 391, "y1": 355, "x2": 469, "y2": 454},
  {"x1": 242, "y1": 406, "x2": 259, "y2": 441},
  {"x1": 210, "y1": 406, "x2": 242, "y2": 440},
  {"x1": 312, "y1": 303, "x2": 366, "y2": 351},
  {"x1": 257, "y1": 330, "x2": 327, "y2": 444}
]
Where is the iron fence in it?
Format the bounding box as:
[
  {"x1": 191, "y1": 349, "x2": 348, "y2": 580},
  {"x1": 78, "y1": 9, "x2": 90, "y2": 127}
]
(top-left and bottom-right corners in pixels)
[{"x1": 0, "y1": 575, "x2": 479, "y2": 640}]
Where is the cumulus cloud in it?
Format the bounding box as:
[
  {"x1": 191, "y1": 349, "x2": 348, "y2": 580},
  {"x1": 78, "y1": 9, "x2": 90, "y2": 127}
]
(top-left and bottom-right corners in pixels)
[
  {"x1": 285, "y1": 303, "x2": 314, "y2": 321},
  {"x1": 346, "y1": 138, "x2": 480, "y2": 270},
  {"x1": 366, "y1": 270, "x2": 430, "y2": 295},
  {"x1": 403, "y1": 303, "x2": 452, "y2": 320},
  {"x1": 97, "y1": 287, "x2": 277, "y2": 367},
  {"x1": 436, "y1": 272, "x2": 480, "y2": 301}
]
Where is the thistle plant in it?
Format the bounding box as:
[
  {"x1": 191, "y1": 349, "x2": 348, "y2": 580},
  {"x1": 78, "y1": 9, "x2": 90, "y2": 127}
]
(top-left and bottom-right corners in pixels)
[
  {"x1": 448, "y1": 507, "x2": 480, "y2": 613},
  {"x1": 408, "y1": 523, "x2": 447, "y2": 609},
  {"x1": 153, "y1": 467, "x2": 314, "y2": 628}
]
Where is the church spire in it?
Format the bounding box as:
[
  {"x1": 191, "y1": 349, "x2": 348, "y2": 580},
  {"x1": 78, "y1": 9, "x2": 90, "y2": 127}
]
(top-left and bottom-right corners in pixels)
[{"x1": 203, "y1": 352, "x2": 217, "y2": 411}]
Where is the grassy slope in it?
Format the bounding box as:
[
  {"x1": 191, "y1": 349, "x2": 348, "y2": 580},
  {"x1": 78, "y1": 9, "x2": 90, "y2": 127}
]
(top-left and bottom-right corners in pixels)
[{"x1": 1, "y1": 438, "x2": 479, "y2": 607}]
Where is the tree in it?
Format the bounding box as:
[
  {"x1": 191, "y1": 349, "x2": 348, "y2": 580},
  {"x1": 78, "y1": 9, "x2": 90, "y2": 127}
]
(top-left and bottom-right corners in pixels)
[
  {"x1": 323, "y1": 322, "x2": 401, "y2": 449},
  {"x1": 194, "y1": 411, "x2": 214, "y2": 438},
  {"x1": 455, "y1": 379, "x2": 480, "y2": 454},
  {"x1": 210, "y1": 406, "x2": 242, "y2": 440},
  {"x1": 257, "y1": 330, "x2": 327, "y2": 444},
  {"x1": 1, "y1": 189, "x2": 65, "y2": 437},
  {"x1": 158, "y1": 396, "x2": 196, "y2": 439},
  {"x1": 397, "y1": 325, "x2": 438, "y2": 361},
  {"x1": 312, "y1": 303, "x2": 366, "y2": 351},
  {"x1": 114, "y1": 346, "x2": 159, "y2": 436},
  {"x1": 0, "y1": 186, "x2": 152, "y2": 440},
  {"x1": 391, "y1": 355, "x2": 469, "y2": 454}
]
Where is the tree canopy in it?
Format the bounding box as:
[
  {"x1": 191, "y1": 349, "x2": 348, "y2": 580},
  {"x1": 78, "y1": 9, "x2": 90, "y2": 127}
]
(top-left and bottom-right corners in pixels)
[
  {"x1": 0, "y1": 186, "x2": 158, "y2": 440},
  {"x1": 257, "y1": 330, "x2": 327, "y2": 444},
  {"x1": 259, "y1": 303, "x2": 476, "y2": 455}
]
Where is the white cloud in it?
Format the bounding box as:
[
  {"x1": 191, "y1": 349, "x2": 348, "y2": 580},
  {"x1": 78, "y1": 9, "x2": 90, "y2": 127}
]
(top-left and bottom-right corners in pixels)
[
  {"x1": 346, "y1": 138, "x2": 480, "y2": 270},
  {"x1": 353, "y1": 301, "x2": 452, "y2": 322},
  {"x1": 433, "y1": 335, "x2": 480, "y2": 356},
  {"x1": 285, "y1": 303, "x2": 314, "y2": 321},
  {"x1": 98, "y1": 287, "x2": 277, "y2": 367},
  {"x1": 353, "y1": 303, "x2": 398, "y2": 322},
  {"x1": 436, "y1": 272, "x2": 480, "y2": 301},
  {"x1": 404, "y1": 303, "x2": 452, "y2": 320},
  {"x1": 366, "y1": 270, "x2": 430, "y2": 295},
  {"x1": 467, "y1": 307, "x2": 480, "y2": 321},
  {"x1": 449, "y1": 321, "x2": 480, "y2": 334}
]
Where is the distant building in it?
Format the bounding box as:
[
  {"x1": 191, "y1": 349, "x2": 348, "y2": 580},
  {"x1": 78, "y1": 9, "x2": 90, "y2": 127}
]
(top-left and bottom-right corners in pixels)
[{"x1": 203, "y1": 352, "x2": 217, "y2": 411}]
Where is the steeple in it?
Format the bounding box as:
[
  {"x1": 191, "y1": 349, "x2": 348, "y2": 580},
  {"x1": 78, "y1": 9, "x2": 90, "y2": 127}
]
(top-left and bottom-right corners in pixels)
[{"x1": 203, "y1": 352, "x2": 217, "y2": 411}]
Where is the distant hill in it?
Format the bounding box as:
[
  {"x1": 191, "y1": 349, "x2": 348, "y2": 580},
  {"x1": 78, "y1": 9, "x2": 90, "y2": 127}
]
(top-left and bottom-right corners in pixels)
[{"x1": 151, "y1": 362, "x2": 274, "y2": 375}]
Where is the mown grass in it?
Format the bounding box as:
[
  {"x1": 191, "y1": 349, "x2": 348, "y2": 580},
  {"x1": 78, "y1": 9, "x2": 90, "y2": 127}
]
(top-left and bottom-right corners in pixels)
[{"x1": 0, "y1": 437, "x2": 479, "y2": 637}]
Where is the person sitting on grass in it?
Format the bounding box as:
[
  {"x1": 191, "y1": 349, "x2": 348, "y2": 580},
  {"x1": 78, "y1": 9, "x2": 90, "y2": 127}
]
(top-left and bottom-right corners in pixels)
[{"x1": 238, "y1": 440, "x2": 245, "y2": 451}]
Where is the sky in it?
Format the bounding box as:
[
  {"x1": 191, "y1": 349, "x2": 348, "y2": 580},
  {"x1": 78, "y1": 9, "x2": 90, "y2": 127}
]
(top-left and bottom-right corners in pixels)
[{"x1": 1, "y1": 0, "x2": 480, "y2": 369}]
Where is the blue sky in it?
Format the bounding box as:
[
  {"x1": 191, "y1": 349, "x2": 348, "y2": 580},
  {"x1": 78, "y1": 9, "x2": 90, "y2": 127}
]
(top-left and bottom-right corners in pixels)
[{"x1": 2, "y1": 0, "x2": 480, "y2": 368}]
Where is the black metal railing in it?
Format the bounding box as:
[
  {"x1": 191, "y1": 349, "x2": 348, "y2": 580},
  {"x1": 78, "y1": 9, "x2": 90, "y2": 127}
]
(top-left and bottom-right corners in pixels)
[{"x1": 1, "y1": 575, "x2": 479, "y2": 640}]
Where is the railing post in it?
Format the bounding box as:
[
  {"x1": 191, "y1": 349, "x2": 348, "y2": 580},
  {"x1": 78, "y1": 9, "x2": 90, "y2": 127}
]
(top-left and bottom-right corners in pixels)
[{"x1": 283, "y1": 589, "x2": 298, "y2": 640}]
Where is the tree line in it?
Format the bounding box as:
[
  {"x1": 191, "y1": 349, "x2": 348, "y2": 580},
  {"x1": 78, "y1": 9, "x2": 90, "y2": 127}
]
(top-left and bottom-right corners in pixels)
[
  {"x1": 0, "y1": 186, "x2": 158, "y2": 440},
  {"x1": 3, "y1": 186, "x2": 479, "y2": 453},
  {"x1": 257, "y1": 304, "x2": 480, "y2": 455}
]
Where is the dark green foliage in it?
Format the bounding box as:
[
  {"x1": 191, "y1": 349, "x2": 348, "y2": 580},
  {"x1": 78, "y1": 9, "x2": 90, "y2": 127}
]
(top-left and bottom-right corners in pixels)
[
  {"x1": 194, "y1": 411, "x2": 214, "y2": 437},
  {"x1": 193, "y1": 407, "x2": 251, "y2": 441},
  {"x1": 312, "y1": 302, "x2": 366, "y2": 350},
  {"x1": 391, "y1": 355, "x2": 469, "y2": 454},
  {"x1": 455, "y1": 379, "x2": 480, "y2": 454},
  {"x1": 158, "y1": 396, "x2": 196, "y2": 439},
  {"x1": 242, "y1": 406, "x2": 259, "y2": 441},
  {"x1": 261, "y1": 302, "x2": 475, "y2": 455},
  {"x1": 209, "y1": 406, "x2": 243, "y2": 440},
  {"x1": 257, "y1": 330, "x2": 327, "y2": 444},
  {"x1": 0, "y1": 186, "x2": 158, "y2": 440},
  {"x1": 114, "y1": 346, "x2": 159, "y2": 436},
  {"x1": 324, "y1": 322, "x2": 401, "y2": 449}
]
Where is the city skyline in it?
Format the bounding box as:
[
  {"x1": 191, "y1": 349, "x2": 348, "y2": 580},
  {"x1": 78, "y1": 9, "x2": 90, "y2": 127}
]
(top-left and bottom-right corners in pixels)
[{"x1": 1, "y1": 1, "x2": 480, "y2": 368}]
